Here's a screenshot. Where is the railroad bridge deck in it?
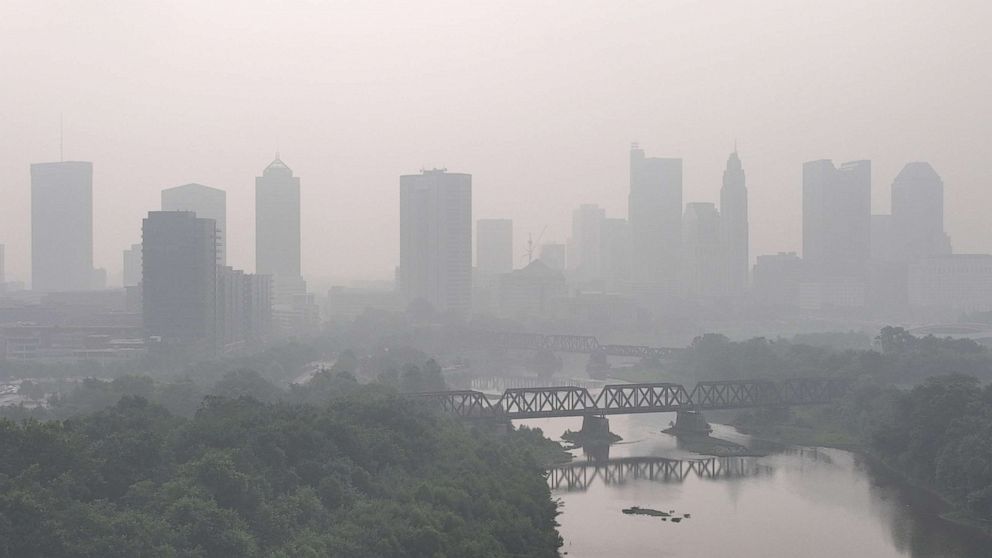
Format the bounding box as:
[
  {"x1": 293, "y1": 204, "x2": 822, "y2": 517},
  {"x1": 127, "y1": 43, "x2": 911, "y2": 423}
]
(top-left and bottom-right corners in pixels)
[{"x1": 418, "y1": 377, "x2": 850, "y2": 419}]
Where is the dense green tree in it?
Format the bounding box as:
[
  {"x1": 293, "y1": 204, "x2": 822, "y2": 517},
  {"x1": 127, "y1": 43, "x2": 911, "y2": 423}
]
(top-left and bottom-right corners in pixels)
[
  {"x1": 0, "y1": 387, "x2": 561, "y2": 557},
  {"x1": 211, "y1": 369, "x2": 283, "y2": 403}
]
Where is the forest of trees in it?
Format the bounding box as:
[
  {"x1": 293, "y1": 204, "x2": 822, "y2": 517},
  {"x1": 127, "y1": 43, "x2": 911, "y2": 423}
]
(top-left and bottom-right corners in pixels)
[
  {"x1": 0, "y1": 383, "x2": 563, "y2": 557},
  {"x1": 740, "y1": 374, "x2": 992, "y2": 522},
  {"x1": 661, "y1": 326, "x2": 992, "y2": 385},
  {"x1": 5, "y1": 320, "x2": 992, "y2": 553},
  {"x1": 719, "y1": 328, "x2": 992, "y2": 523}
]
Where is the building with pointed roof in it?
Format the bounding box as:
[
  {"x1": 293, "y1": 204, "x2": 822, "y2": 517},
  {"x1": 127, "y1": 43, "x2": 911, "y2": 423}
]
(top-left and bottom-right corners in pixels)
[
  {"x1": 720, "y1": 149, "x2": 749, "y2": 296},
  {"x1": 255, "y1": 153, "x2": 301, "y2": 280}
]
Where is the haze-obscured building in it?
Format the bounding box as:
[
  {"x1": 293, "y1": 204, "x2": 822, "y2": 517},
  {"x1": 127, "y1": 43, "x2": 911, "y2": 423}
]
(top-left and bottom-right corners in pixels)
[
  {"x1": 498, "y1": 259, "x2": 567, "y2": 318},
  {"x1": 273, "y1": 292, "x2": 319, "y2": 336},
  {"x1": 142, "y1": 211, "x2": 218, "y2": 354},
  {"x1": 122, "y1": 243, "x2": 142, "y2": 287},
  {"x1": 682, "y1": 202, "x2": 724, "y2": 299},
  {"x1": 399, "y1": 169, "x2": 472, "y2": 315},
  {"x1": 752, "y1": 252, "x2": 803, "y2": 308},
  {"x1": 568, "y1": 204, "x2": 605, "y2": 282},
  {"x1": 31, "y1": 161, "x2": 93, "y2": 291},
  {"x1": 798, "y1": 278, "x2": 866, "y2": 311},
  {"x1": 256, "y1": 155, "x2": 301, "y2": 279},
  {"x1": 216, "y1": 267, "x2": 273, "y2": 352},
  {"x1": 802, "y1": 159, "x2": 871, "y2": 279},
  {"x1": 629, "y1": 144, "x2": 682, "y2": 293},
  {"x1": 161, "y1": 183, "x2": 227, "y2": 265},
  {"x1": 891, "y1": 162, "x2": 951, "y2": 262},
  {"x1": 0, "y1": 324, "x2": 145, "y2": 362},
  {"x1": 326, "y1": 286, "x2": 404, "y2": 322},
  {"x1": 720, "y1": 150, "x2": 749, "y2": 295},
  {"x1": 539, "y1": 243, "x2": 566, "y2": 271},
  {"x1": 908, "y1": 254, "x2": 992, "y2": 314}
]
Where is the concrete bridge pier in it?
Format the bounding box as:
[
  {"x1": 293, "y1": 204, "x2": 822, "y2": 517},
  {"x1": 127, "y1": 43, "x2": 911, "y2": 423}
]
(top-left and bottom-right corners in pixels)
[
  {"x1": 580, "y1": 415, "x2": 612, "y2": 438},
  {"x1": 666, "y1": 410, "x2": 712, "y2": 435}
]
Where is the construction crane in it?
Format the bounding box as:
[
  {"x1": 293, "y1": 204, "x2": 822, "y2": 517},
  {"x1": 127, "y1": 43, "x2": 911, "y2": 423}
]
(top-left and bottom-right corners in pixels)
[{"x1": 523, "y1": 226, "x2": 548, "y2": 265}]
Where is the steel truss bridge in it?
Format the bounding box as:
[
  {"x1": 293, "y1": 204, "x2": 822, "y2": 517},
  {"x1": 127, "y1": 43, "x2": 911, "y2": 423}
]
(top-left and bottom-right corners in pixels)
[
  {"x1": 466, "y1": 330, "x2": 681, "y2": 360},
  {"x1": 547, "y1": 456, "x2": 771, "y2": 492},
  {"x1": 418, "y1": 377, "x2": 850, "y2": 419}
]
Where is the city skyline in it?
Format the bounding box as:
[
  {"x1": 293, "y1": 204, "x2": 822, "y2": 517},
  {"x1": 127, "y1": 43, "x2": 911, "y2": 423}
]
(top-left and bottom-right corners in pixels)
[
  {"x1": 1, "y1": 2, "x2": 989, "y2": 284},
  {"x1": 0, "y1": 149, "x2": 971, "y2": 290}
]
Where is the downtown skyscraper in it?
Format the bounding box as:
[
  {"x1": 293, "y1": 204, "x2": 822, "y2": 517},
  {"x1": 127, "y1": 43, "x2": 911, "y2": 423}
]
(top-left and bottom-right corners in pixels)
[
  {"x1": 682, "y1": 202, "x2": 724, "y2": 299},
  {"x1": 142, "y1": 211, "x2": 218, "y2": 354},
  {"x1": 399, "y1": 169, "x2": 472, "y2": 315},
  {"x1": 30, "y1": 161, "x2": 93, "y2": 291},
  {"x1": 161, "y1": 183, "x2": 227, "y2": 265},
  {"x1": 255, "y1": 155, "x2": 301, "y2": 279},
  {"x1": 629, "y1": 144, "x2": 682, "y2": 293},
  {"x1": 568, "y1": 204, "x2": 605, "y2": 282},
  {"x1": 720, "y1": 150, "x2": 749, "y2": 295},
  {"x1": 802, "y1": 159, "x2": 871, "y2": 279},
  {"x1": 890, "y1": 162, "x2": 950, "y2": 262}
]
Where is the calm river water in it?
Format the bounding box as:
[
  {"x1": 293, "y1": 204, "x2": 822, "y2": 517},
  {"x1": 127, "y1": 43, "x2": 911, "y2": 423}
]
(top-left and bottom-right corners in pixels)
[{"x1": 516, "y1": 413, "x2": 991, "y2": 558}]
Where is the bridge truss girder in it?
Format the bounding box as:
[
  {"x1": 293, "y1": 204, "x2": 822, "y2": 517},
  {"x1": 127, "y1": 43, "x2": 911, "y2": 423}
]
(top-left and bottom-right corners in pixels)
[{"x1": 417, "y1": 377, "x2": 851, "y2": 420}]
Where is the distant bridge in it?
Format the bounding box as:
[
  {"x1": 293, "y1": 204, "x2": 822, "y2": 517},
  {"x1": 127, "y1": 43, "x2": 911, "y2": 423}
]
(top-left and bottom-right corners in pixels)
[
  {"x1": 418, "y1": 377, "x2": 851, "y2": 419},
  {"x1": 465, "y1": 330, "x2": 681, "y2": 360},
  {"x1": 547, "y1": 456, "x2": 771, "y2": 492}
]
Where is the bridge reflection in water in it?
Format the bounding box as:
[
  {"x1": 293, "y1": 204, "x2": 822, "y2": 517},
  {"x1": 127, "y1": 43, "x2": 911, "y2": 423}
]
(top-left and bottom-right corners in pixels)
[{"x1": 547, "y1": 456, "x2": 773, "y2": 492}]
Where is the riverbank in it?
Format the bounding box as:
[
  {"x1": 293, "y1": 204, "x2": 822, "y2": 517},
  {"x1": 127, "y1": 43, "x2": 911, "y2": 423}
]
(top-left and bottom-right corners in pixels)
[
  {"x1": 670, "y1": 431, "x2": 770, "y2": 457},
  {"x1": 730, "y1": 415, "x2": 992, "y2": 537}
]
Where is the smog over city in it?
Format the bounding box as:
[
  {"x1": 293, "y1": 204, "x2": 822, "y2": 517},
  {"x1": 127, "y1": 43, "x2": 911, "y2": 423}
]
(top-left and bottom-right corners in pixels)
[{"x1": 1, "y1": 2, "x2": 992, "y2": 557}]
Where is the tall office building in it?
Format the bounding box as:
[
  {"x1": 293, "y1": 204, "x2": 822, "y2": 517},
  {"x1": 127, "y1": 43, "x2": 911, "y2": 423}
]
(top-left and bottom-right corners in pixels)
[
  {"x1": 255, "y1": 155, "x2": 301, "y2": 278},
  {"x1": 142, "y1": 211, "x2": 218, "y2": 353},
  {"x1": 161, "y1": 183, "x2": 227, "y2": 265},
  {"x1": 891, "y1": 162, "x2": 951, "y2": 262},
  {"x1": 682, "y1": 202, "x2": 724, "y2": 298},
  {"x1": 802, "y1": 159, "x2": 871, "y2": 279},
  {"x1": 720, "y1": 150, "x2": 749, "y2": 295},
  {"x1": 399, "y1": 169, "x2": 472, "y2": 314},
  {"x1": 122, "y1": 243, "x2": 142, "y2": 287},
  {"x1": 31, "y1": 161, "x2": 93, "y2": 291},
  {"x1": 629, "y1": 144, "x2": 682, "y2": 290},
  {"x1": 568, "y1": 204, "x2": 606, "y2": 281},
  {"x1": 476, "y1": 218, "x2": 513, "y2": 275}
]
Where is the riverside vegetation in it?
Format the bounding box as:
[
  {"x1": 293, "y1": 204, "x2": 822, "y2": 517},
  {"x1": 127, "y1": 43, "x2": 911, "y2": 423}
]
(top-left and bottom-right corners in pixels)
[
  {"x1": 0, "y1": 365, "x2": 564, "y2": 558},
  {"x1": 710, "y1": 328, "x2": 992, "y2": 527}
]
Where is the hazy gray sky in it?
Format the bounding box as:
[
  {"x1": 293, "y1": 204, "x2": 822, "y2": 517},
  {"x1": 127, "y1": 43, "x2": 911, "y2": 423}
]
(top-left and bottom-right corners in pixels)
[{"x1": 1, "y1": 0, "x2": 990, "y2": 286}]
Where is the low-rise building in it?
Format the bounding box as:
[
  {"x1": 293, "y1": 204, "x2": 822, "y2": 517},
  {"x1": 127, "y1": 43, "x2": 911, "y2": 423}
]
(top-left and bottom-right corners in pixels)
[
  {"x1": 498, "y1": 260, "x2": 567, "y2": 319},
  {"x1": 908, "y1": 254, "x2": 992, "y2": 313}
]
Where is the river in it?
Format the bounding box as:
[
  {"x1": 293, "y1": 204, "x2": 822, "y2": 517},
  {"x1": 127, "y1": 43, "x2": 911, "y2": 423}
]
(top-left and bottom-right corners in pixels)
[{"x1": 516, "y1": 413, "x2": 992, "y2": 558}]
